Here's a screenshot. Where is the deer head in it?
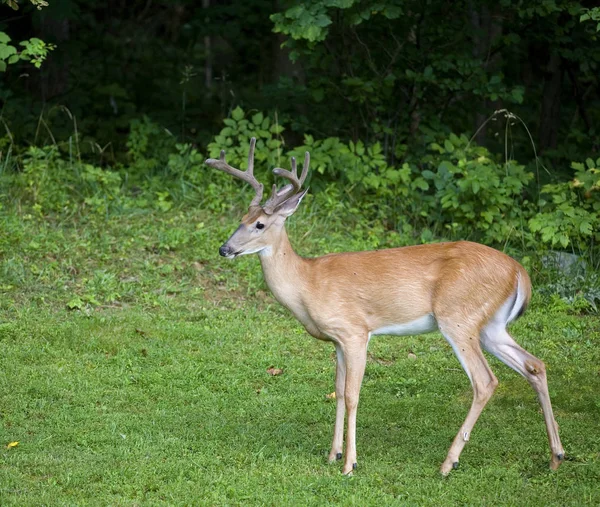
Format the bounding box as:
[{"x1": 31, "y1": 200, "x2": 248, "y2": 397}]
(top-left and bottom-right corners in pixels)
[{"x1": 205, "y1": 137, "x2": 309, "y2": 258}]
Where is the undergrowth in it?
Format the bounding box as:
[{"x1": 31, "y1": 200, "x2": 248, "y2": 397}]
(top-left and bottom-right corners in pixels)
[{"x1": 1, "y1": 107, "x2": 598, "y2": 311}]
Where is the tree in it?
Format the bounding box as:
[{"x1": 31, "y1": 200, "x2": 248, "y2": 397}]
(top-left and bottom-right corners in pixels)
[{"x1": 0, "y1": 0, "x2": 54, "y2": 71}]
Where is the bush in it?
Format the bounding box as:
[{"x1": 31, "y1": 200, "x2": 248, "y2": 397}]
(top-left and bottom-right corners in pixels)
[
  {"x1": 1, "y1": 107, "x2": 598, "y2": 264},
  {"x1": 529, "y1": 158, "x2": 600, "y2": 251}
]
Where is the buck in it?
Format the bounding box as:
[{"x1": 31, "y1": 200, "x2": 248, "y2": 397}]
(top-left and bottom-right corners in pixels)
[{"x1": 206, "y1": 138, "x2": 565, "y2": 475}]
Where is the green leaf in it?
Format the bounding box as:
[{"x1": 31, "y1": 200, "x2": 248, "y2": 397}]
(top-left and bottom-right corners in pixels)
[
  {"x1": 328, "y1": 0, "x2": 356, "y2": 8},
  {"x1": 67, "y1": 296, "x2": 84, "y2": 310},
  {"x1": 580, "y1": 221, "x2": 593, "y2": 235},
  {"x1": 481, "y1": 211, "x2": 494, "y2": 223},
  {"x1": 511, "y1": 87, "x2": 524, "y2": 104},
  {"x1": 311, "y1": 87, "x2": 325, "y2": 102},
  {"x1": 252, "y1": 112, "x2": 263, "y2": 126},
  {"x1": 382, "y1": 5, "x2": 402, "y2": 19},
  {"x1": 0, "y1": 44, "x2": 17, "y2": 60},
  {"x1": 0, "y1": 33, "x2": 11, "y2": 44},
  {"x1": 558, "y1": 234, "x2": 569, "y2": 248},
  {"x1": 412, "y1": 177, "x2": 429, "y2": 191},
  {"x1": 443, "y1": 140, "x2": 454, "y2": 153},
  {"x1": 231, "y1": 107, "x2": 244, "y2": 121}
]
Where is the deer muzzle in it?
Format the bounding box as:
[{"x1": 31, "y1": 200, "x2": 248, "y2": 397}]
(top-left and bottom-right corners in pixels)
[{"x1": 219, "y1": 244, "x2": 234, "y2": 257}]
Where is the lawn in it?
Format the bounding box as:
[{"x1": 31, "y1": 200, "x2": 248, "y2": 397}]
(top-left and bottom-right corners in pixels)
[{"x1": 1, "y1": 208, "x2": 599, "y2": 505}]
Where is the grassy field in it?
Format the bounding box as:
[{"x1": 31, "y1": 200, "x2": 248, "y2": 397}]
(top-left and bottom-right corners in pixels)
[{"x1": 1, "y1": 208, "x2": 599, "y2": 505}]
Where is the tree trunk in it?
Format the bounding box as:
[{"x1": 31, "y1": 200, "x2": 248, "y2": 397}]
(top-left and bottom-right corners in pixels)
[
  {"x1": 35, "y1": 7, "x2": 70, "y2": 102},
  {"x1": 470, "y1": 3, "x2": 503, "y2": 146},
  {"x1": 203, "y1": 0, "x2": 212, "y2": 90},
  {"x1": 539, "y1": 53, "x2": 563, "y2": 153}
]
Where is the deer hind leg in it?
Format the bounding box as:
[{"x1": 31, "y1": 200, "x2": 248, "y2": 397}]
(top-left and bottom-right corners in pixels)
[
  {"x1": 481, "y1": 324, "x2": 565, "y2": 470},
  {"x1": 328, "y1": 343, "x2": 346, "y2": 463},
  {"x1": 438, "y1": 320, "x2": 499, "y2": 475}
]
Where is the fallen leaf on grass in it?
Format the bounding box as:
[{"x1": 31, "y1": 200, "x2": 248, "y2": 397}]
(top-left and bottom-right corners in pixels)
[
  {"x1": 408, "y1": 352, "x2": 417, "y2": 360},
  {"x1": 6, "y1": 441, "x2": 19, "y2": 449},
  {"x1": 325, "y1": 392, "x2": 336, "y2": 400},
  {"x1": 266, "y1": 366, "x2": 284, "y2": 376}
]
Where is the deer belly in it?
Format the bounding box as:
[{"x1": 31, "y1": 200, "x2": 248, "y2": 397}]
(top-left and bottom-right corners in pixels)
[{"x1": 370, "y1": 314, "x2": 437, "y2": 337}]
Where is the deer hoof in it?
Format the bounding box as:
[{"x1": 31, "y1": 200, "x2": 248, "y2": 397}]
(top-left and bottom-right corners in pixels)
[
  {"x1": 328, "y1": 451, "x2": 342, "y2": 463},
  {"x1": 440, "y1": 458, "x2": 459, "y2": 476},
  {"x1": 342, "y1": 463, "x2": 357, "y2": 475},
  {"x1": 550, "y1": 453, "x2": 565, "y2": 470}
]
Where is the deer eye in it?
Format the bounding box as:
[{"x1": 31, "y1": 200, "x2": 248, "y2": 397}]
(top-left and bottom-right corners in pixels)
[{"x1": 256, "y1": 222, "x2": 265, "y2": 230}]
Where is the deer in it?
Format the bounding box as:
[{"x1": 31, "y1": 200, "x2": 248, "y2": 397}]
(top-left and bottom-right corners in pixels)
[{"x1": 206, "y1": 137, "x2": 565, "y2": 476}]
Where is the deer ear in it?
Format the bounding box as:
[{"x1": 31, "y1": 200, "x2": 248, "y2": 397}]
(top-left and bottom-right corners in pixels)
[{"x1": 276, "y1": 188, "x2": 309, "y2": 217}]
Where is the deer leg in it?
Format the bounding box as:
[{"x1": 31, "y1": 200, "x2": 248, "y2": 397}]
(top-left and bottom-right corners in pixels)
[
  {"x1": 341, "y1": 339, "x2": 368, "y2": 475},
  {"x1": 328, "y1": 343, "x2": 346, "y2": 463},
  {"x1": 439, "y1": 324, "x2": 498, "y2": 475},
  {"x1": 481, "y1": 325, "x2": 565, "y2": 470}
]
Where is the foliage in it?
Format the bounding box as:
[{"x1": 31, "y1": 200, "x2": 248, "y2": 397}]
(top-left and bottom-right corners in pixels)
[
  {"x1": 206, "y1": 106, "x2": 285, "y2": 182},
  {"x1": 270, "y1": 0, "x2": 599, "y2": 162},
  {"x1": 580, "y1": 7, "x2": 600, "y2": 32},
  {"x1": 0, "y1": 0, "x2": 598, "y2": 170},
  {"x1": 537, "y1": 271, "x2": 600, "y2": 313},
  {"x1": 126, "y1": 116, "x2": 177, "y2": 177},
  {"x1": 409, "y1": 134, "x2": 533, "y2": 243},
  {"x1": 8, "y1": 145, "x2": 122, "y2": 215},
  {"x1": 0, "y1": 32, "x2": 54, "y2": 71},
  {"x1": 3, "y1": 0, "x2": 49, "y2": 9},
  {"x1": 530, "y1": 158, "x2": 600, "y2": 250},
  {"x1": 2, "y1": 106, "x2": 599, "y2": 264},
  {"x1": 0, "y1": 0, "x2": 54, "y2": 71}
]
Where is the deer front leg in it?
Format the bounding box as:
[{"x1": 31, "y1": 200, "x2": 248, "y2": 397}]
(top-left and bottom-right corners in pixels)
[
  {"x1": 328, "y1": 343, "x2": 346, "y2": 463},
  {"x1": 341, "y1": 339, "x2": 368, "y2": 475}
]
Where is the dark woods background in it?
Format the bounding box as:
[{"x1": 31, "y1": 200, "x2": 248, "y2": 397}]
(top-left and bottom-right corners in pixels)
[
  {"x1": 0, "y1": 1, "x2": 599, "y2": 276},
  {"x1": 3, "y1": 0, "x2": 599, "y2": 161}
]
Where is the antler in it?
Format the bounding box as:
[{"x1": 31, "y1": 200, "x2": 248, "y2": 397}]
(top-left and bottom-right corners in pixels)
[
  {"x1": 263, "y1": 151, "x2": 310, "y2": 214},
  {"x1": 205, "y1": 137, "x2": 264, "y2": 208}
]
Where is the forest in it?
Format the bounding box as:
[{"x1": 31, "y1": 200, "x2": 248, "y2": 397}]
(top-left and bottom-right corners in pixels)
[
  {"x1": 0, "y1": 1, "x2": 599, "y2": 505},
  {"x1": 1, "y1": 0, "x2": 599, "y2": 264}
]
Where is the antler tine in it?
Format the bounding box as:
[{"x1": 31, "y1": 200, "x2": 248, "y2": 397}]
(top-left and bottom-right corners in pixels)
[
  {"x1": 206, "y1": 137, "x2": 264, "y2": 208},
  {"x1": 263, "y1": 151, "x2": 310, "y2": 214},
  {"x1": 299, "y1": 151, "x2": 310, "y2": 186}
]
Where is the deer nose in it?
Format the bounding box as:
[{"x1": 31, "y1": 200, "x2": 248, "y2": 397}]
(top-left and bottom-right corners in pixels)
[{"x1": 219, "y1": 245, "x2": 231, "y2": 257}]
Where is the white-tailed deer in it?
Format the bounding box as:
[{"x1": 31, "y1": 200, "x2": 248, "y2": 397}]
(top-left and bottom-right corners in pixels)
[{"x1": 206, "y1": 138, "x2": 564, "y2": 475}]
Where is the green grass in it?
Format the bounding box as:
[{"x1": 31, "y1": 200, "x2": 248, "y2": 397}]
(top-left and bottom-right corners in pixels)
[{"x1": 1, "y1": 207, "x2": 599, "y2": 505}]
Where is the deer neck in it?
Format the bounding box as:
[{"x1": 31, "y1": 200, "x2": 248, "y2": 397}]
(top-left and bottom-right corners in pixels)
[{"x1": 258, "y1": 226, "x2": 307, "y2": 311}]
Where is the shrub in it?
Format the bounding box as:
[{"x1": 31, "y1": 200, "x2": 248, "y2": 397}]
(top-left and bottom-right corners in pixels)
[{"x1": 529, "y1": 158, "x2": 600, "y2": 251}]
